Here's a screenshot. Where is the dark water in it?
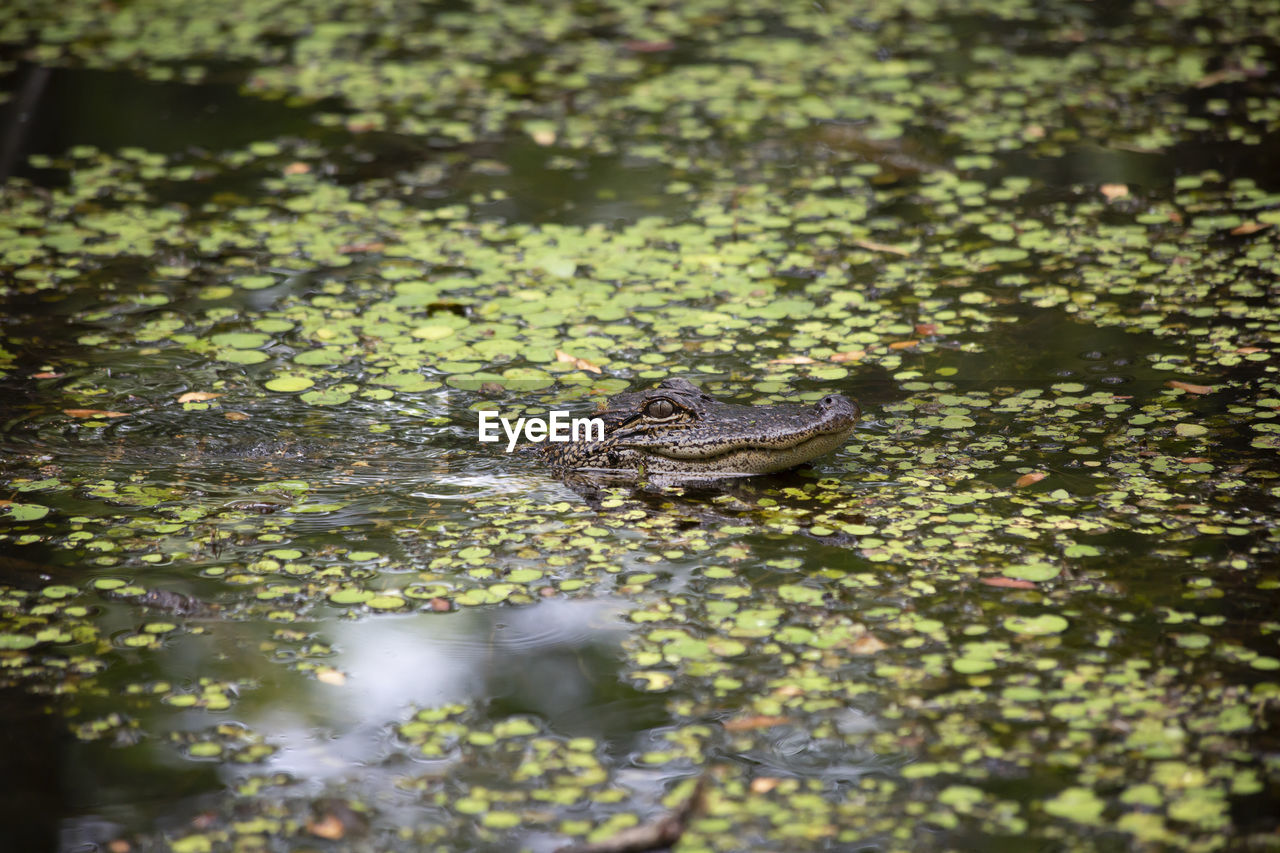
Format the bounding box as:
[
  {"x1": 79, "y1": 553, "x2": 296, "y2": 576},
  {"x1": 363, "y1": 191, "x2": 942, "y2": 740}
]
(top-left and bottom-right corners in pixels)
[{"x1": 2, "y1": 5, "x2": 1279, "y2": 852}]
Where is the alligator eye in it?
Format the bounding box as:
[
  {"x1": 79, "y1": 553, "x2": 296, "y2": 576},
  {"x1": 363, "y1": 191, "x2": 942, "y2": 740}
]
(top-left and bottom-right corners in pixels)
[{"x1": 644, "y1": 399, "x2": 677, "y2": 420}]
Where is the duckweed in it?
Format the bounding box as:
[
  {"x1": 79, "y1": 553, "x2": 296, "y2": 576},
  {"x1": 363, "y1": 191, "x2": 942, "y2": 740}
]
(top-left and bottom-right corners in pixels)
[{"x1": 2, "y1": 0, "x2": 1279, "y2": 850}]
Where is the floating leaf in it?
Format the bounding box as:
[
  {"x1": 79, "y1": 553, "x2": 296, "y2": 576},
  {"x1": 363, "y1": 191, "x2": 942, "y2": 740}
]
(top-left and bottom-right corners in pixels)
[
  {"x1": 264, "y1": 375, "x2": 315, "y2": 393},
  {"x1": 1166, "y1": 380, "x2": 1213, "y2": 395},
  {"x1": 1004, "y1": 614, "x2": 1069, "y2": 635},
  {"x1": 853, "y1": 238, "x2": 912, "y2": 255},
  {"x1": 0, "y1": 634, "x2": 37, "y2": 650},
  {"x1": 723, "y1": 715, "x2": 790, "y2": 732},
  {"x1": 1100, "y1": 183, "x2": 1129, "y2": 201},
  {"x1": 1044, "y1": 787, "x2": 1106, "y2": 825},
  {"x1": 315, "y1": 668, "x2": 347, "y2": 686},
  {"x1": 306, "y1": 814, "x2": 345, "y2": 840},
  {"x1": 982, "y1": 577, "x2": 1037, "y2": 590},
  {"x1": 1229, "y1": 221, "x2": 1269, "y2": 236},
  {"x1": 1, "y1": 501, "x2": 50, "y2": 521},
  {"x1": 555, "y1": 349, "x2": 602, "y2": 373},
  {"x1": 850, "y1": 633, "x2": 889, "y2": 654},
  {"x1": 777, "y1": 584, "x2": 824, "y2": 605},
  {"x1": 210, "y1": 332, "x2": 270, "y2": 349},
  {"x1": 63, "y1": 409, "x2": 129, "y2": 418}
]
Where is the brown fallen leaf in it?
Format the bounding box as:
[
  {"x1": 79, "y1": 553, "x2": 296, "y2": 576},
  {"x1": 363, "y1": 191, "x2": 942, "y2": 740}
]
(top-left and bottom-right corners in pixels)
[
  {"x1": 830, "y1": 350, "x2": 866, "y2": 362},
  {"x1": 555, "y1": 349, "x2": 602, "y2": 373},
  {"x1": 429, "y1": 597, "x2": 451, "y2": 612},
  {"x1": 1100, "y1": 183, "x2": 1129, "y2": 201},
  {"x1": 888, "y1": 340, "x2": 919, "y2": 350},
  {"x1": 1230, "y1": 221, "x2": 1270, "y2": 236},
  {"x1": 306, "y1": 814, "x2": 346, "y2": 841},
  {"x1": 914, "y1": 323, "x2": 937, "y2": 336},
  {"x1": 305, "y1": 798, "x2": 369, "y2": 841},
  {"x1": 63, "y1": 409, "x2": 130, "y2": 418},
  {"x1": 723, "y1": 715, "x2": 790, "y2": 733},
  {"x1": 1196, "y1": 69, "x2": 1232, "y2": 88},
  {"x1": 1236, "y1": 347, "x2": 1264, "y2": 354},
  {"x1": 849, "y1": 633, "x2": 888, "y2": 655},
  {"x1": 224, "y1": 411, "x2": 251, "y2": 421},
  {"x1": 981, "y1": 577, "x2": 1037, "y2": 590},
  {"x1": 1024, "y1": 124, "x2": 1046, "y2": 139},
  {"x1": 1166, "y1": 380, "x2": 1213, "y2": 395},
  {"x1": 1193, "y1": 66, "x2": 1265, "y2": 88},
  {"x1": 624, "y1": 39, "x2": 674, "y2": 52},
  {"x1": 1015, "y1": 472, "x2": 1048, "y2": 488},
  {"x1": 315, "y1": 668, "x2": 346, "y2": 686},
  {"x1": 853, "y1": 238, "x2": 912, "y2": 255},
  {"x1": 338, "y1": 241, "x2": 386, "y2": 254},
  {"x1": 177, "y1": 391, "x2": 222, "y2": 403},
  {"x1": 749, "y1": 777, "x2": 781, "y2": 794},
  {"x1": 1179, "y1": 457, "x2": 1209, "y2": 464},
  {"x1": 31, "y1": 371, "x2": 64, "y2": 379},
  {"x1": 283, "y1": 162, "x2": 311, "y2": 175}
]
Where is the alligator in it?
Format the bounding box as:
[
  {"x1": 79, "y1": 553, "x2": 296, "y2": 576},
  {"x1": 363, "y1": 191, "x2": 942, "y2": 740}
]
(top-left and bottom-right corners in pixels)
[{"x1": 541, "y1": 378, "x2": 859, "y2": 478}]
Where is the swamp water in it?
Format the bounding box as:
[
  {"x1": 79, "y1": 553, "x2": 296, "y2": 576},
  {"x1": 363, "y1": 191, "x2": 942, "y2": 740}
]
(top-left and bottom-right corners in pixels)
[{"x1": 1, "y1": 1, "x2": 1278, "y2": 851}]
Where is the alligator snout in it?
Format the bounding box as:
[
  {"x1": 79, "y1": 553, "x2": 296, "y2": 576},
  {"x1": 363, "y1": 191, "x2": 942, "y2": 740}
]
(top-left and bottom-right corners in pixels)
[{"x1": 542, "y1": 378, "x2": 862, "y2": 477}]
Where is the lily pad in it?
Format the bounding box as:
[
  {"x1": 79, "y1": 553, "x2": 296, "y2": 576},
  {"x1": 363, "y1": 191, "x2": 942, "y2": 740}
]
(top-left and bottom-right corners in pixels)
[
  {"x1": 264, "y1": 375, "x2": 314, "y2": 393},
  {"x1": 1004, "y1": 614, "x2": 1070, "y2": 635}
]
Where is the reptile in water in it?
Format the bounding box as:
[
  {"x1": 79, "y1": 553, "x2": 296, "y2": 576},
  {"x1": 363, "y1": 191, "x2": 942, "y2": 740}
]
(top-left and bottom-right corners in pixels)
[{"x1": 541, "y1": 378, "x2": 859, "y2": 478}]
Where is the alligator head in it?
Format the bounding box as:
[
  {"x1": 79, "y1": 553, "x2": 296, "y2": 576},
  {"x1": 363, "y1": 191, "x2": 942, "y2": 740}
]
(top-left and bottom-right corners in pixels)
[{"x1": 541, "y1": 377, "x2": 859, "y2": 477}]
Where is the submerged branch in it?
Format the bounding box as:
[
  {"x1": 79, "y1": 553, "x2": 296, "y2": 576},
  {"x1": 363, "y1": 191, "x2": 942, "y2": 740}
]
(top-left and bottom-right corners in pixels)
[{"x1": 554, "y1": 775, "x2": 708, "y2": 853}]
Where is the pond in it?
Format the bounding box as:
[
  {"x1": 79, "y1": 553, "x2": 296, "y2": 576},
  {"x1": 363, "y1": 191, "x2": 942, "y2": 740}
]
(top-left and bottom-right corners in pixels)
[{"x1": 1, "y1": 2, "x2": 1278, "y2": 851}]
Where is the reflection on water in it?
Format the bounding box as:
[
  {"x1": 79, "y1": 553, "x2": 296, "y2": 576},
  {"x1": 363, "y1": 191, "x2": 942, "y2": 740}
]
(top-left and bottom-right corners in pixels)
[
  {"x1": 52, "y1": 597, "x2": 667, "y2": 848},
  {"x1": 249, "y1": 598, "x2": 642, "y2": 782},
  {"x1": 409, "y1": 471, "x2": 553, "y2": 501}
]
